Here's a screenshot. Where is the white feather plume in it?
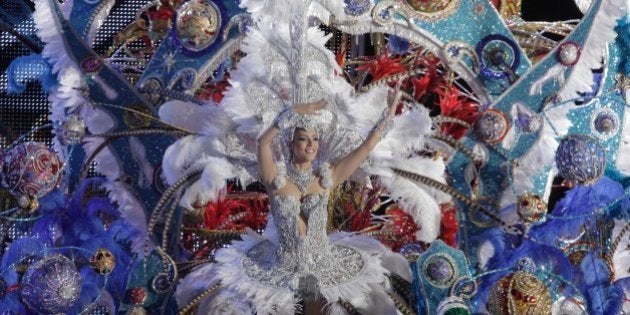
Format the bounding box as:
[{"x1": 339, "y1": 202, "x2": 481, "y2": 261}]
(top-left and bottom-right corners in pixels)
[{"x1": 558, "y1": 0, "x2": 626, "y2": 101}]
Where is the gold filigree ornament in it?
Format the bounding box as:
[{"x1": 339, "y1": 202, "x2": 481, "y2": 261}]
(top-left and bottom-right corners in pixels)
[
  {"x1": 400, "y1": 0, "x2": 460, "y2": 22},
  {"x1": 487, "y1": 271, "x2": 552, "y2": 315},
  {"x1": 89, "y1": 248, "x2": 116, "y2": 275},
  {"x1": 175, "y1": 0, "x2": 221, "y2": 52}
]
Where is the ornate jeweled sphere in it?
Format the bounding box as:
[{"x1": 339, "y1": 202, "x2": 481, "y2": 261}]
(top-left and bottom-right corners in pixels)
[
  {"x1": 0, "y1": 142, "x2": 62, "y2": 204},
  {"x1": 557, "y1": 42, "x2": 581, "y2": 66},
  {"x1": 59, "y1": 115, "x2": 86, "y2": 145},
  {"x1": 487, "y1": 271, "x2": 552, "y2": 315},
  {"x1": 474, "y1": 109, "x2": 510, "y2": 144},
  {"x1": 21, "y1": 254, "x2": 81, "y2": 314},
  {"x1": 516, "y1": 193, "x2": 547, "y2": 224},
  {"x1": 552, "y1": 296, "x2": 587, "y2": 315},
  {"x1": 424, "y1": 255, "x2": 455, "y2": 287},
  {"x1": 175, "y1": 0, "x2": 221, "y2": 52},
  {"x1": 591, "y1": 108, "x2": 619, "y2": 140},
  {"x1": 555, "y1": 134, "x2": 606, "y2": 185},
  {"x1": 89, "y1": 248, "x2": 116, "y2": 275}
]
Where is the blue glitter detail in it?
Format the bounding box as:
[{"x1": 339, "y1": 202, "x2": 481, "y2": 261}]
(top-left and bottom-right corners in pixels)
[{"x1": 344, "y1": 0, "x2": 371, "y2": 16}]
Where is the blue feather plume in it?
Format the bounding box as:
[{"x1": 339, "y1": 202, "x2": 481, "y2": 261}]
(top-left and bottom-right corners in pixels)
[{"x1": 6, "y1": 53, "x2": 55, "y2": 94}]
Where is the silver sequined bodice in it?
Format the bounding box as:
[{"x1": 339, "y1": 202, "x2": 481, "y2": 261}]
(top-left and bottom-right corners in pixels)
[{"x1": 242, "y1": 189, "x2": 365, "y2": 291}]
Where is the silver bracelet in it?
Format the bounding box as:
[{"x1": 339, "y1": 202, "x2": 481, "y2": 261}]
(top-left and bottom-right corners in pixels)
[
  {"x1": 373, "y1": 111, "x2": 394, "y2": 139},
  {"x1": 273, "y1": 107, "x2": 294, "y2": 130}
]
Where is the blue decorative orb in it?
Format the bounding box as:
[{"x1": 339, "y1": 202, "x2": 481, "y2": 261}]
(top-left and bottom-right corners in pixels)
[
  {"x1": 21, "y1": 254, "x2": 81, "y2": 314},
  {"x1": 425, "y1": 255, "x2": 455, "y2": 286},
  {"x1": 555, "y1": 134, "x2": 606, "y2": 184}
]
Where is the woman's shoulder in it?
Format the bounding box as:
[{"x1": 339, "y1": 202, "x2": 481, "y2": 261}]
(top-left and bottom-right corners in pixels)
[{"x1": 318, "y1": 163, "x2": 333, "y2": 189}]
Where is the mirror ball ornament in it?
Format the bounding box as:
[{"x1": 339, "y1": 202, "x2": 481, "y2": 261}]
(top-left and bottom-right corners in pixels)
[
  {"x1": 486, "y1": 271, "x2": 552, "y2": 315},
  {"x1": 555, "y1": 134, "x2": 606, "y2": 185},
  {"x1": 21, "y1": 254, "x2": 82, "y2": 314},
  {"x1": 474, "y1": 109, "x2": 510, "y2": 144},
  {"x1": 516, "y1": 193, "x2": 547, "y2": 224},
  {"x1": 0, "y1": 142, "x2": 63, "y2": 209},
  {"x1": 89, "y1": 248, "x2": 116, "y2": 275}
]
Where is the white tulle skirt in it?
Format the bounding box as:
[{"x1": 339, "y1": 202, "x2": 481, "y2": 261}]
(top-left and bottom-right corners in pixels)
[{"x1": 176, "y1": 217, "x2": 412, "y2": 314}]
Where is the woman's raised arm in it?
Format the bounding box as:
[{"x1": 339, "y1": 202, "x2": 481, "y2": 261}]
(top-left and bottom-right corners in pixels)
[
  {"x1": 256, "y1": 124, "x2": 280, "y2": 187},
  {"x1": 330, "y1": 87, "x2": 401, "y2": 187}
]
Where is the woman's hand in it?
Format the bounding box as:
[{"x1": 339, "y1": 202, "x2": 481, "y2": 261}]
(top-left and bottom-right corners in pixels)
[
  {"x1": 386, "y1": 81, "x2": 403, "y2": 118},
  {"x1": 293, "y1": 99, "x2": 327, "y2": 115}
]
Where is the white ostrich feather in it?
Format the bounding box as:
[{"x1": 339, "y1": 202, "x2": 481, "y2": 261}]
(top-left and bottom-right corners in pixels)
[
  {"x1": 611, "y1": 220, "x2": 630, "y2": 279},
  {"x1": 558, "y1": 0, "x2": 626, "y2": 101}
]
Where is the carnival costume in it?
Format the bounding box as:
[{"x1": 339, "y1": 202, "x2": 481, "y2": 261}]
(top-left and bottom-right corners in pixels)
[
  {"x1": 170, "y1": 0, "x2": 450, "y2": 313},
  {"x1": 4, "y1": 0, "x2": 626, "y2": 312}
]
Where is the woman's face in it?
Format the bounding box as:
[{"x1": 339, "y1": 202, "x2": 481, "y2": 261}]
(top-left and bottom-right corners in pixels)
[{"x1": 291, "y1": 128, "x2": 319, "y2": 163}]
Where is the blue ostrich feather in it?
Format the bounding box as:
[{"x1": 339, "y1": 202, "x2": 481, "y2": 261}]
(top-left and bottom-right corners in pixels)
[
  {"x1": 529, "y1": 177, "x2": 623, "y2": 245},
  {"x1": 0, "y1": 291, "x2": 28, "y2": 314},
  {"x1": 387, "y1": 35, "x2": 410, "y2": 54},
  {"x1": 602, "y1": 278, "x2": 627, "y2": 315},
  {"x1": 30, "y1": 215, "x2": 63, "y2": 245},
  {"x1": 5, "y1": 54, "x2": 55, "y2": 94},
  {"x1": 0, "y1": 237, "x2": 46, "y2": 284}
]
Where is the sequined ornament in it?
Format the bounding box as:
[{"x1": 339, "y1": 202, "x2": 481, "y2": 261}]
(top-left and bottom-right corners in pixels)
[
  {"x1": 551, "y1": 296, "x2": 587, "y2": 315},
  {"x1": 344, "y1": 0, "x2": 371, "y2": 16},
  {"x1": 474, "y1": 109, "x2": 510, "y2": 144},
  {"x1": 58, "y1": 114, "x2": 86, "y2": 145},
  {"x1": 591, "y1": 107, "x2": 619, "y2": 140},
  {"x1": 0, "y1": 142, "x2": 63, "y2": 207},
  {"x1": 476, "y1": 34, "x2": 521, "y2": 79},
  {"x1": 423, "y1": 254, "x2": 456, "y2": 288},
  {"x1": 556, "y1": 42, "x2": 581, "y2": 66},
  {"x1": 486, "y1": 271, "x2": 552, "y2": 315},
  {"x1": 21, "y1": 254, "x2": 81, "y2": 314},
  {"x1": 174, "y1": 0, "x2": 221, "y2": 52},
  {"x1": 89, "y1": 248, "x2": 116, "y2": 275},
  {"x1": 400, "y1": 0, "x2": 460, "y2": 21},
  {"x1": 128, "y1": 287, "x2": 147, "y2": 305},
  {"x1": 516, "y1": 193, "x2": 547, "y2": 224},
  {"x1": 555, "y1": 134, "x2": 606, "y2": 185}
]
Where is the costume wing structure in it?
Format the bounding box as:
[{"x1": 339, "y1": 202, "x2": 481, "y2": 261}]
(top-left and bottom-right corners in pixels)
[
  {"x1": 33, "y1": 0, "x2": 166, "y2": 253},
  {"x1": 445, "y1": 0, "x2": 628, "y2": 209}
]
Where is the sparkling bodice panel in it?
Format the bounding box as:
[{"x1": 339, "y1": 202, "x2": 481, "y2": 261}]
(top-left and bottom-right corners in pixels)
[{"x1": 242, "y1": 186, "x2": 365, "y2": 290}]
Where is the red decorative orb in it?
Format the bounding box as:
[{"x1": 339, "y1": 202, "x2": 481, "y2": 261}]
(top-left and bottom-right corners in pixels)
[{"x1": 0, "y1": 142, "x2": 63, "y2": 199}]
